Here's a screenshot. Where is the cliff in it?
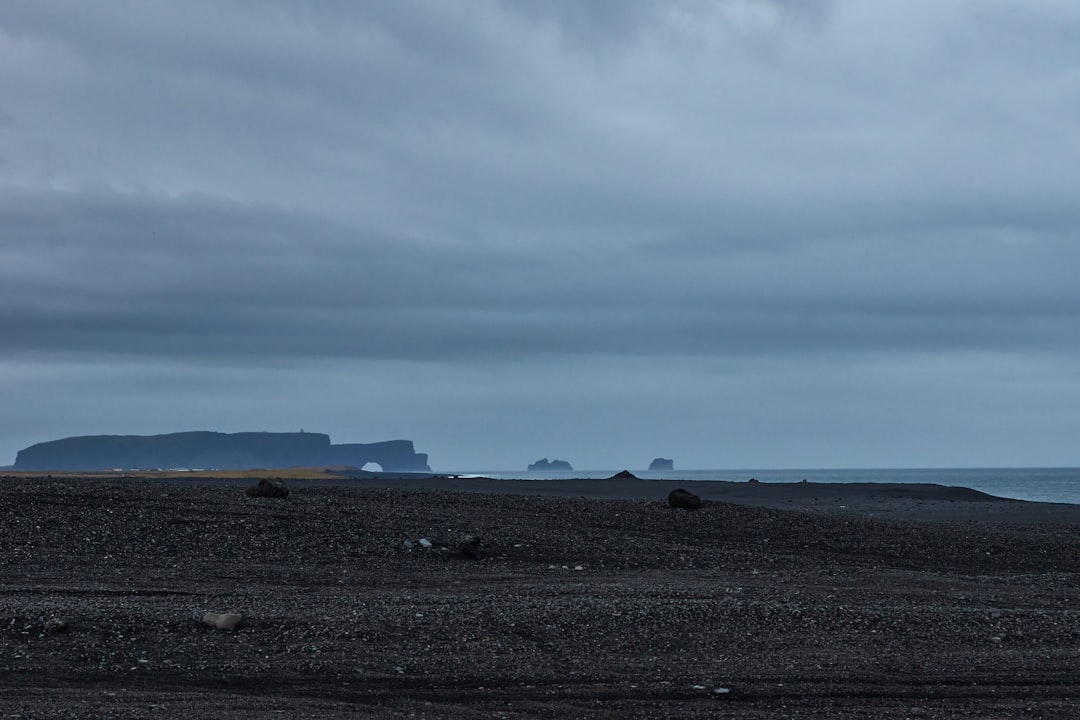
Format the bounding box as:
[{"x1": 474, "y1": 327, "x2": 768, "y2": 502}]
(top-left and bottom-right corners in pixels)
[
  {"x1": 325, "y1": 441, "x2": 429, "y2": 471},
  {"x1": 649, "y1": 458, "x2": 674, "y2": 471},
  {"x1": 13, "y1": 432, "x2": 430, "y2": 472},
  {"x1": 528, "y1": 458, "x2": 573, "y2": 472}
]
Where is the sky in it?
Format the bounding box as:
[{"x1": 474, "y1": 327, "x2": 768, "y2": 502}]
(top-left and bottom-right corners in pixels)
[{"x1": 2, "y1": 0, "x2": 1079, "y2": 471}]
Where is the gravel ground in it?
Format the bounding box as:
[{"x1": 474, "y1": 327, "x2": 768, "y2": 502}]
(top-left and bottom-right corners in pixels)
[{"x1": 2, "y1": 477, "x2": 1080, "y2": 718}]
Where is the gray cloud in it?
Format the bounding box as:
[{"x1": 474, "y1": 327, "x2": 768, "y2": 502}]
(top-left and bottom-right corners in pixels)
[
  {"x1": 3, "y1": 185, "x2": 1076, "y2": 364},
  {"x1": 2, "y1": 1, "x2": 1079, "y2": 468}
]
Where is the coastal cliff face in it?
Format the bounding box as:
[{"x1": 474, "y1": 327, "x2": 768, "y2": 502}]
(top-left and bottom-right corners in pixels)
[
  {"x1": 325, "y1": 440, "x2": 429, "y2": 472},
  {"x1": 13, "y1": 432, "x2": 430, "y2": 472},
  {"x1": 528, "y1": 458, "x2": 573, "y2": 471}
]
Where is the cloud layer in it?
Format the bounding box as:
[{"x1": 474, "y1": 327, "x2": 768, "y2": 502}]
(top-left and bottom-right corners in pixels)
[{"x1": 2, "y1": 1, "x2": 1079, "y2": 469}]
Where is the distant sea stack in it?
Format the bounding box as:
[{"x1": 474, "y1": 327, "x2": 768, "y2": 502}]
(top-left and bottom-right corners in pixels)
[
  {"x1": 13, "y1": 431, "x2": 431, "y2": 472},
  {"x1": 528, "y1": 458, "x2": 573, "y2": 472},
  {"x1": 649, "y1": 458, "x2": 674, "y2": 471}
]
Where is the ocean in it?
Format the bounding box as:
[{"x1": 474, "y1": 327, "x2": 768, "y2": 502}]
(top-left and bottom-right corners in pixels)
[{"x1": 462, "y1": 467, "x2": 1080, "y2": 505}]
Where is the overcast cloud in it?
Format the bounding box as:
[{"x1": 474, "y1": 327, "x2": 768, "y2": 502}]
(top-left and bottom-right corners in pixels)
[{"x1": 2, "y1": 0, "x2": 1079, "y2": 470}]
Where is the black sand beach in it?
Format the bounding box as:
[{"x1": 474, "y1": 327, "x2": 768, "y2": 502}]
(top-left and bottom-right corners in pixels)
[{"x1": 3, "y1": 475, "x2": 1080, "y2": 718}]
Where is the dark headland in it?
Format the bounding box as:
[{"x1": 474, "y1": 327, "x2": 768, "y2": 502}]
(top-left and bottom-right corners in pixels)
[{"x1": 12, "y1": 431, "x2": 430, "y2": 472}]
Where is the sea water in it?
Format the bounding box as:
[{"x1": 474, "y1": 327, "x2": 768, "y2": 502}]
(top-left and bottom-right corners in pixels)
[{"x1": 462, "y1": 468, "x2": 1080, "y2": 505}]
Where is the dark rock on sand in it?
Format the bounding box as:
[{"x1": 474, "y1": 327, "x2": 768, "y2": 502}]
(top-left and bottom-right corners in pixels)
[
  {"x1": 245, "y1": 478, "x2": 290, "y2": 499},
  {"x1": 609, "y1": 470, "x2": 639, "y2": 480},
  {"x1": 668, "y1": 487, "x2": 703, "y2": 509},
  {"x1": 42, "y1": 617, "x2": 68, "y2": 634},
  {"x1": 457, "y1": 536, "x2": 483, "y2": 560},
  {"x1": 649, "y1": 458, "x2": 674, "y2": 471},
  {"x1": 529, "y1": 458, "x2": 573, "y2": 471}
]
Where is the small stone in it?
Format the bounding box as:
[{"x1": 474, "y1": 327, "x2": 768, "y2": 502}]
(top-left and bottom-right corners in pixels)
[
  {"x1": 419, "y1": 538, "x2": 433, "y2": 548},
  {"x1": 43, "y1": 617, "x2": 68, "y2": 633},
  {"x1": 202, "y1": 612, "x2": 243, "y2": 631},
  {"x1": 402, "y1": 539, "x2": 414, "y2": 549}
]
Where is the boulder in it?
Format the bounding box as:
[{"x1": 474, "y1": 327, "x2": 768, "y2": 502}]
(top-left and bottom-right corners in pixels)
[
  {"x1": 457, "y1": 536, "x2": 483, "y2": 560},
  {"x1": 649, "y1": 458, "x2": 674, "y2": 471},
  {"x1": 609, "y1": 470, "x2": 639, "y2": 480},
  {"x1": 667, "y1": 488, "x2": 702, "y2": 510},
  {"x1": 244, "y1": 478, "x2": 290, "y2": 499}
]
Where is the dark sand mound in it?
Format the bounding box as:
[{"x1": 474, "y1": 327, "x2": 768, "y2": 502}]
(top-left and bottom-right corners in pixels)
[
  {"x1": 336, "y1": 475, "x2": 1080, "y2": 524},
  {"x1": 3, "y1": 477, "x2": 1080, "y2": 718}
]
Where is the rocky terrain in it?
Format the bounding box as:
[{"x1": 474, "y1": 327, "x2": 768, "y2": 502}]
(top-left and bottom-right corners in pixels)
[{"x1": 2, "y1": 476, "x2": 1080, "y2": 718}]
